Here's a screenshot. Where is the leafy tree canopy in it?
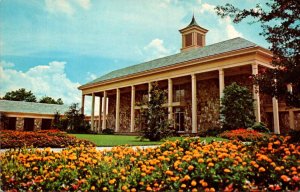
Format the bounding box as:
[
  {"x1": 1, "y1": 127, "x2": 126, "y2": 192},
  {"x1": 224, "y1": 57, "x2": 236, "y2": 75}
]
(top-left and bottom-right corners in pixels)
[
  {"x1": 39, "y1": 96, "x2": 64, "y2": 105},
  {"x1": 215, "y1": 0, "x2": 300, "y2": 107},
  {"x1": 221, "y1": 83, "x2": 256, "y2": 130},
  {"x1": 2, "y1": 88, "x2": 37, "y2": 102}
]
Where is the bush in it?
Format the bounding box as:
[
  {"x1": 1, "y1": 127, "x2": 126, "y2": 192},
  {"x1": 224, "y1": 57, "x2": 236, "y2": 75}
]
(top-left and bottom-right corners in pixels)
[
  {"x1": 218, "y1": 128, "x2": 269, "y2": 141},
  {"x1": 1, "y1": 135, "x2": 299, "y2": 191},
  {"x1": 0, "y1": 129, "x2": 95, "y2": 148},
  {"x1": 198, "y1": 126, "x2": 224, "y2": 137},
  {"x1": 251, "y1": 122, "x2": 270, "y2": 133},
  {"x1": 139, "y1": 82, "x2": 173, "y2": 141},
  {"x1": 220, "y1": 83, "x2": 256, "y2": 130},
  {"x1": 102, "y1": 128, "x2": 115, "y2": 135}
]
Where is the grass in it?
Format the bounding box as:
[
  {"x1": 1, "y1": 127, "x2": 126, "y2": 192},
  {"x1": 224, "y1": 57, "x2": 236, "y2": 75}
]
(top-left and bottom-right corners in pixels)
[{"x1": 71, "y1": 134, "x2": 226, "y2": 147}]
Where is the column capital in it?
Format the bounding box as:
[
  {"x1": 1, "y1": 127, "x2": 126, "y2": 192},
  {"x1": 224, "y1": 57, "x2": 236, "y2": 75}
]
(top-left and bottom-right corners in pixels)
[
  {"x1": 218, "y1": 68, "x2": 224, "y2": 74},
  {"x1": 191, "y1": 73, "x2": 196, "y2": 79}
]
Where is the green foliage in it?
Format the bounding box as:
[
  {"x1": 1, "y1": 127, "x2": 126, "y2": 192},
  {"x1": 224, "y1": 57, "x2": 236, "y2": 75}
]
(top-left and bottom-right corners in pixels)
[
  {"x1": 220, "y1": 83, "x2": 255, "y2": 130},
  {"x1": 251, "y1": 122, "x2": 270, "y2": 133},
  {"x1": 2, "y1": 88, "x2": 37, "y2": 102},
  {"x1": 39, "y1": 96, "x2": 64, "y2": 105},
  {"x1": 51, "y1": 111, "x2": 68, "y2": 131},
  {"x1": 139, "y1": 82, "x2": 173, "y2": 141},
  {"x1": 101, "y1": 128, "x2": 115, "y2": 135},
  {"x1": 215, "y1": 0, "x2": 300, "y2": 107},
  {"x1": 64, "y1": 103, "x2": 87, "y2": 133}
]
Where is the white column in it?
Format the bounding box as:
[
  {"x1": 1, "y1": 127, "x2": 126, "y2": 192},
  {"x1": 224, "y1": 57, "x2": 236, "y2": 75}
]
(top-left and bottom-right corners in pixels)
[
  {"x1": 130, "y1": 86, "x2": 135, "y2": 132},
  {"x1": 272, "y1": 97, "x2": 280, "y2": 134},
  {"x1": 116, "y1": 88, "x2": 120, "y2": 132},
  {"x1": 81, "y1": 95, "x2": 85, "y2": 115},
  {"x1": 148, "y1": 82, "x2": 152, "y2": 101},
  {"x1": 191, "y1": 74, "x2": 197, "y2": 133},
  {"x1": 102, "y1": 91, "x2": 107, "y2": 130},
  {"x1": 91, "y1": 93, "x2": 95, "y2": 132},
  {"x1": 287, "y1": 84, "x2": 295, "y2": 129},
  {"x1": 252, "y1": 63, "x2": 261, "y2": 122},
  {"x1": 219, "y1": 69, "x2": 225, "y2": 103},
  {"x1": 168, "y1": 79, "x2": 173, "y2": 121},
  {"x1": 98, "y1": 96, "x2": 102, "y2": 133}
]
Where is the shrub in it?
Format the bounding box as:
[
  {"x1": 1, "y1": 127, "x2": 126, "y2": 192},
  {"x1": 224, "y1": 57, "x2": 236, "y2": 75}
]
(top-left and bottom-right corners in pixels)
[
  {"x1": 139, "y1": 82, "x2": 173, "y2": 141},
  {"x1": 102, "y1": 128, "x2": 115, "y2": 135},
  {"x1": 0, "y1": 129, "x2": 95, "y2": 148},
  {"x1": 251, "y1": 122, "x2": 270, "y2": 133},
  {"x1": 220, "y1": 83, "x2": 256, "y2": 130},
  {"x1": 218, "y1": 128, "x2": 269, "y2": 141},
  {"x1": 0, "y1": 135, "x2": 299, "y2": 191},
  {"x1": 198, "y1": 126, "x2": 224, "y2": 137}
]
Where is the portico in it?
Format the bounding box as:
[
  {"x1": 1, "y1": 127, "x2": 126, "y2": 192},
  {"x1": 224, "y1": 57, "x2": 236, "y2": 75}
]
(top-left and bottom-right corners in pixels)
[{"x1": 79, "y1": 16, "x2": 299, "y2": 134}]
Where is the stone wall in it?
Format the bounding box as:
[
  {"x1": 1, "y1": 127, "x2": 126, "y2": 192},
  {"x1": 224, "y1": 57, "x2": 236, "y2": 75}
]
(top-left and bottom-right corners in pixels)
[
  {"x1": 34, "y1": 118, "x2": 42, "y2": 131},
  {"x1": 119, "y1": 92, "x2": 131, "y2": 132},
  {"x1": 107, "y1": 95, "x2": 116, "y2": 130},
  {"x1": 16, "y1": 117, "x2": 24, "y2": 131},
  {"x1": 295, "y1": 112, "x2": 300, "y2": 131},
  {"x1": 197, "y1": 78, "x2": 220, "y2": 132}
]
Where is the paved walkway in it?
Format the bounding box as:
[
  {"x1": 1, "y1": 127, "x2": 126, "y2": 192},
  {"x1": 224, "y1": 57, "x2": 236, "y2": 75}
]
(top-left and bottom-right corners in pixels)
[{"x1": 0, "y1": 145, "x2": 158, "y2": 153}]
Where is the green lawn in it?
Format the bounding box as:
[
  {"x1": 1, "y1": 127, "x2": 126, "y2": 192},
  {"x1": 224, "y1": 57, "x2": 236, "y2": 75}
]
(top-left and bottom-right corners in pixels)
[{"x1": 71, "y1": 134, "x2": 225, "y2": 147}]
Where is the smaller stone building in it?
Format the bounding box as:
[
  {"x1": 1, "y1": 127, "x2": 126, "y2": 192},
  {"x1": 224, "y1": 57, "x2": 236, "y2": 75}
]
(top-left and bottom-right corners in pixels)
[{"x1": 0, "y1": 100, "x2": 69, "y2": 131}]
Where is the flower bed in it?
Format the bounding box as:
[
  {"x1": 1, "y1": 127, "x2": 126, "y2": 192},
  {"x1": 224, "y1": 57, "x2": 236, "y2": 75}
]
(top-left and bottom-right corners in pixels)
[
  {"x1": 1, "y1": 135, "x2": 299, "y2": 191},
  {"x1": 219, "y1": 128, "x2": 268, "y2": 141},
  {"x1": 0, "y1": 130, "x2": 95, "y2": 148}
]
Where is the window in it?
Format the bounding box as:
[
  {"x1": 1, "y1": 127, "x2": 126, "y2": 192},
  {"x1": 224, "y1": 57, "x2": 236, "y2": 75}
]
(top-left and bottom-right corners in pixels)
[
  {"x1": 42, "y1": 119, "x2": 52, "y2": 130},
  {"x1": 197, "y1": 33, "x2": 202, "y2": 46},
  {"x1": 185, "y1": 33, "x2": 192, "y2": 47},
  {"x1": 174, "y1": 85, "x2": 185, "y2": 102},
  {"x1": 24, "y1": 118, "x2": 34, "y2": 131}
]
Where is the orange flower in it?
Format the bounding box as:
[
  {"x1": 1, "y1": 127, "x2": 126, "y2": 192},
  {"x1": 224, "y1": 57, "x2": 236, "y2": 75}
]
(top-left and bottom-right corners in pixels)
[
  {"x1": 281, "y1": 175, "x2": 290, "y2": 182},
  {"x1": 109, "y1": 179, "x2": 116, "y2": 185},
  {"x1": 121, "y1": 185, "x2": 128, "y2": 191},
  {"x1": 91, "y1": 186, "x2": 95, "y2": 191},
  {"x1": 259, "y1": 167, "x2": 266, "y2": 172},
  {"x1": 191, "y1": 180, "x2": 197, "y2": 186},
  {"x1": 198, "y1": 158, "x2": 204, "y2": 163},
  {"x1": 181, "y1": 184, "x2": 186, "y2": 188},
  {"x1": 188, "y1": 165, "x2": 194, "y2": 171},
  {"x1": 224, "y1": 168, "x2": 231, "y2": 173},
  {"x1": 208, "y1": 162, "x2": 214, "y2": 167}
]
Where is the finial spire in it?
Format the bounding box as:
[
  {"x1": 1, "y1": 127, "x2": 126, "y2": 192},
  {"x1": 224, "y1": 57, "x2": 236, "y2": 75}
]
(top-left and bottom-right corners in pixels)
[{"x1": 188, "y1": 13, "x2": 199, "y2": 27}]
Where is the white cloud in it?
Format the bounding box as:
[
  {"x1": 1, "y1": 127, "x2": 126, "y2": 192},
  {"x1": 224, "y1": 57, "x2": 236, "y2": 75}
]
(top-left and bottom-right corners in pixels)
[
  {"x1": 197, "y1": 2, "x2": 243, "y2": 43},
  {"x1": 0, "y1": 60, "x2": 15, "y2": 68},
  {"x1": 221, "y1": 16, "x2": 243, "y2": 39},
  {"x1": 86, "y1": 72, "x2": 97, "y2": 81},
  {"x1": 0, "y1": 61, "x2": 81, "y2": 105},
  {"x1": 45, "y1": 0, "x2": 91, "y2": 15},
  {"x1": 199, "y1": 3, "x2": 215, "y2": 14},
  {"x1": 45, "y1": 0, "x2": 74, "y2": 16},
  {"x1": 143, "y1": 38, "x2": 171, "y2": 61},
  {"x1": 76, "y1": 0, "x2": 91, "y2": 10}
]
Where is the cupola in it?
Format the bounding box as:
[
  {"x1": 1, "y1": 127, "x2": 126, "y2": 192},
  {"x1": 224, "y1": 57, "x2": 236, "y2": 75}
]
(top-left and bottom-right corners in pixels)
[{"x1": 179, "y1": 15, "x2": 208, "y2": 52}]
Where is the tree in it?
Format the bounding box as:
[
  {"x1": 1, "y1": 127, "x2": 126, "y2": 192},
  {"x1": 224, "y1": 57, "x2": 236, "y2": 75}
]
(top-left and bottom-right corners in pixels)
[
  {"x1": 39, "y1": 96, "x2": 64, "y2": 105},
  {"x1": 2, "y1": 88, "x2": 37, "y2": 102},
  {"x1": 220, "y1": 83, "x2": 256, "y2": 130},
  {"x1": 139, "y1": 82, "x2": 172, "y2": 141},
  {"x1": 215, "y1": 0, "x2": 300, "y2": 107},
  {"x1": 65, "y1": 103, "x2": 86, "y2": 132}
]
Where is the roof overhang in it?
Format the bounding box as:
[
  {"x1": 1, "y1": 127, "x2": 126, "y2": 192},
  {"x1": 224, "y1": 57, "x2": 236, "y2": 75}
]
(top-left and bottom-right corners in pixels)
[{"x1": 78, "y1": 46, "x2": 273, "y2": 91}]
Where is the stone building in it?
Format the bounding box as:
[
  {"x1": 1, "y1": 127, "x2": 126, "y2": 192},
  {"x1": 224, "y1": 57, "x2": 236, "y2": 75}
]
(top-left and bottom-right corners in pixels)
[
  {"x1": 0, "y1": 100, "x2": 68, "y2": 131},
  {"x1": 79, "y1": 16, "x2": 300, "y2": 134}
]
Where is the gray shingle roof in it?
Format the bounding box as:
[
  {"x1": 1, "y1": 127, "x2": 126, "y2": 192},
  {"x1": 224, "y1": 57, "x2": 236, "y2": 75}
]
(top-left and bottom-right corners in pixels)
[
  {"x1": 0, "y1": 100, "x2": 69, "y2": 115},
  {"x1": 84, "y1": 37, "x2": 257, "y2": 87}
]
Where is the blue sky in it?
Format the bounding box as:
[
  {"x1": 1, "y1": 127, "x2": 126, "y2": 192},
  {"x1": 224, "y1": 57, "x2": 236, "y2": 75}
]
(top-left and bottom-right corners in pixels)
[{"x1": 0, "y1": 0, "x2": 269, "y2": 109}]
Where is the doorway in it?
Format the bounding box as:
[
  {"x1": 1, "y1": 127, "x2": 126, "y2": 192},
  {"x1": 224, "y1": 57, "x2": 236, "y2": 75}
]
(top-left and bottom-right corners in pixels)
[{"x1": 174, "y1": 107, "x2": 185, "y2": 132}]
